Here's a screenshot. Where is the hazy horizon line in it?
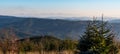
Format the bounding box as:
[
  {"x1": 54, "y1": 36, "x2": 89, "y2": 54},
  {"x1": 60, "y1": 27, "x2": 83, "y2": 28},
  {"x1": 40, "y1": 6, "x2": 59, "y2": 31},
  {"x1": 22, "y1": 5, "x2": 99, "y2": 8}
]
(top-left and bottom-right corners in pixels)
[
  {"x1": 1, "y1": 14, "x2": 120, "y2": 18},
  {"x1": 0, "y1": 14, "x2": 120, "y2": 21}
]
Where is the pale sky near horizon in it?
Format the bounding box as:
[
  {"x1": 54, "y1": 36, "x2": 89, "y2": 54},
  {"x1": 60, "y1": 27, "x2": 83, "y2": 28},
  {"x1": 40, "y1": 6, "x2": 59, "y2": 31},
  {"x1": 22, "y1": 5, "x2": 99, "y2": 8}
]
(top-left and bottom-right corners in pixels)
[{"x1": 0, "y1": 0, "x2": 120, "y2": 18}]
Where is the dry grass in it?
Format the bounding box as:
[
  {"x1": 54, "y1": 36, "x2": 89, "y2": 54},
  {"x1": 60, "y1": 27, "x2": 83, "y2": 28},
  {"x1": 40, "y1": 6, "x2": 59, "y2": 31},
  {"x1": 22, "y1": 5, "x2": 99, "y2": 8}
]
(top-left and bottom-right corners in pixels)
[
  {"x1": 21, "y1": 51, "x2": 74, "y2": 54},
  {"x1": 0, "y1": 50, "x2": 75, "y2": 54}
]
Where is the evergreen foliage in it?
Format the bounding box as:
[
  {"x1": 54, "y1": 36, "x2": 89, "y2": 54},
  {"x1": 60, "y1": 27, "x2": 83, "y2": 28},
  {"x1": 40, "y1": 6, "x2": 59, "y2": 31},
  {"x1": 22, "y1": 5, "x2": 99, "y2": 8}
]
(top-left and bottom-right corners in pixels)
[{"x1": 78, "y1": 20, "x2": 118, "y2": 54}]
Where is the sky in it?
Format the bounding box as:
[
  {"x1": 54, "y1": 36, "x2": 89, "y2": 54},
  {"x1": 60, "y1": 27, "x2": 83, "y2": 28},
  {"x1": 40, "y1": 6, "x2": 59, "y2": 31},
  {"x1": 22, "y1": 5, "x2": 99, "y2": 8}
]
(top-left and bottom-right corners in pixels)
[{"x1": 0, "y1": 0, "x2": 120, "y2": 18}]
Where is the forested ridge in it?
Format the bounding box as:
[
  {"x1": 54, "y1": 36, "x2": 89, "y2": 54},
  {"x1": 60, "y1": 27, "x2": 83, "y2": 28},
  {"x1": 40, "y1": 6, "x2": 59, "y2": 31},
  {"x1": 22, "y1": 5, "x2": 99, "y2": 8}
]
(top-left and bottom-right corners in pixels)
[{"x1": 0, "y1": 15, "x2": 119, "y2": 54}]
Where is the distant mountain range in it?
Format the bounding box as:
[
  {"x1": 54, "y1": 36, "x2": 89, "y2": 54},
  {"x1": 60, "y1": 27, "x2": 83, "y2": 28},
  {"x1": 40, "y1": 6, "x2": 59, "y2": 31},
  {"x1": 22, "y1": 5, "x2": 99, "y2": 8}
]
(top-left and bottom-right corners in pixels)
[{"x1": 0, "y1": 15, "x2": 120, "y2": 39}]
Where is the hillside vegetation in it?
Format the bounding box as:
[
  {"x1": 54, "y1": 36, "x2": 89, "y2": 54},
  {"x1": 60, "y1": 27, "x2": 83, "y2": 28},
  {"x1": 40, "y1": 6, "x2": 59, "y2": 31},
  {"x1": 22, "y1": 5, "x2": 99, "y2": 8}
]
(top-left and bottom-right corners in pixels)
[{"x1": 0, "y1": 15, "x2": 119, "y2": 54}]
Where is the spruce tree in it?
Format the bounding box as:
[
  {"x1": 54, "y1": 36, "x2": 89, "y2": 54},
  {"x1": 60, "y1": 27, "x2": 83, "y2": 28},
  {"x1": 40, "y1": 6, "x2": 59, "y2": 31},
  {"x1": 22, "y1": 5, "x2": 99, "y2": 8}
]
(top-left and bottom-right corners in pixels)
[{"x1": 78, "y1": 17, "x2": 118, "y2": 54}]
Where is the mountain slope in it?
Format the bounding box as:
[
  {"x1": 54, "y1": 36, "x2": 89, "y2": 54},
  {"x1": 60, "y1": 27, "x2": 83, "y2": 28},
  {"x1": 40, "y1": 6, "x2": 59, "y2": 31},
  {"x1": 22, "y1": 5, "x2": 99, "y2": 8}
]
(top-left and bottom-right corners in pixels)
[
  {"x1": 0, "y1": 15, "x2": 120, "y2": 39},
  {"x1": 0, "y1": 15, "x2": 89, "y2": 39}
]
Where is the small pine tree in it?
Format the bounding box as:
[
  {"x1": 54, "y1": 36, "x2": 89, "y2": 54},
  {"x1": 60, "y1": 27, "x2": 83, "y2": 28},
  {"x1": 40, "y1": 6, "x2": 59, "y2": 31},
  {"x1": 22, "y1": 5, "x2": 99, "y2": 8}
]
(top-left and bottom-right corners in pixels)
[{"x1": 78, "y1": 18, "x2": 118, "y2": 54}]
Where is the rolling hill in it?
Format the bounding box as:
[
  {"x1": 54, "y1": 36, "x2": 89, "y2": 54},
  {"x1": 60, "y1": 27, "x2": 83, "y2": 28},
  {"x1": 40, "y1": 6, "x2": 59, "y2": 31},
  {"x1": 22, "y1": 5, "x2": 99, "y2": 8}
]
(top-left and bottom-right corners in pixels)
[{"x1": 0, "y1": 15, "x2": 120, "y2": 39}]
